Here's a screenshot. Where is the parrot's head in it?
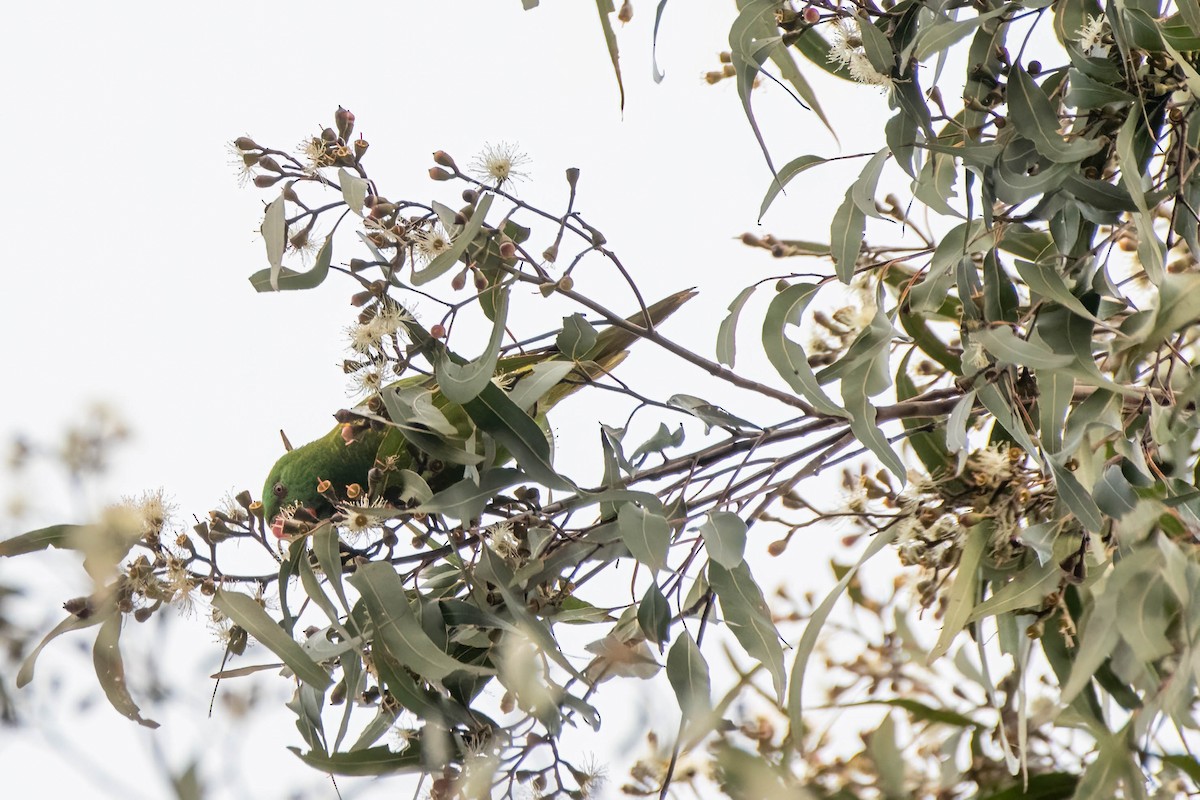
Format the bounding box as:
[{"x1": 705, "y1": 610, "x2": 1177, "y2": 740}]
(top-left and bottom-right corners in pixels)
[
  {"x1": 261, "y1": 446, "x2": 327, "y2": 538},
  {"x1": 261, "y1": 422, "x2": 385, "y2": 537}
]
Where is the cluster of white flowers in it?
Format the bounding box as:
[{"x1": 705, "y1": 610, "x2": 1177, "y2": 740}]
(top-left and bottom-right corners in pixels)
[
  {"x1": 827, "y1": 19, "x2": 894, "y2": 91},
  {"x1": 412, "y1": 224, "x2": 454, "y2": 265},
  {"x1": 468, "y1": 142, "x2": 530, "y2": 188},
  {"x1": 486, "y1": 520, "x2": 522, "y2": 561},
  {"x1": 345, "y1": 301, "x2": 412, "y2": 355},
  {"x1": 1076, "y1": 13, "x2": 1109, "y2": 57},
  {"x1": 120, "y1": 487, "x2": 176, "y2": 539},
  {"x1": 338, "y1": 496, "x2": 387, "y2": 543}
]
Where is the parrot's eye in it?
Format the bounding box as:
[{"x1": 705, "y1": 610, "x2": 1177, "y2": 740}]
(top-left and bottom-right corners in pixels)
[{"x1": 272, "y1": 482, "x2": 288, "y2": 499}]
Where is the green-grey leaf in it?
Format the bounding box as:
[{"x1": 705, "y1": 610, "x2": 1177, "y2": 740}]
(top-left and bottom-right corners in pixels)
[
  {"x1": 338, "y1": 167, "x2": 368, "y2": 215},
  {"x1": 249, "y1": 233, "x2": 333, "y2": 293},
  {"x1": 759, "y1": 156, "x2": 827, "y2": 220},
  {"x1": 1008, "y1": 67, "x2": 1104, "y2": 163},
  {"x1": 17, "y1": 611, "x2": 106, "y2": 688},
  {"x1": 972, "y1": 325, "x2": 1074, "y2": 369},
  {"x1": 261, "y1": 193, "x2": 286, "y2": 291},
  {"x1": 914, "y1": 6, "x2": 1013, "y2": 62},
  {"x1": 556, "y1": 314, "x2": 598, "y2": 360},
  {"x1": 435, "y1": 286, "x2": 509, "y2": 404},
  {"x1": 831, "y1": 190, "x2": 866, "y2": 283},
  {"x1": 762, "y1": 283, "x2": 846, "y2": 416},
  {"x1": 667, "y1": 393, "x2": 760, "y2": 433},
  {"x1": 0, "y1": 523, "x2": 86, "y2": 557},
  {"x1": 348, "y1": 563, "x2": 490, "y2": 682},
  {"x1": 708, "y1": 560, "x2": 786, "y2": 702},
  {"x1": 928, "y1": 521, "x2": 989, "y2": 662},
  {"x1": 94, "y1": 614, "x2": 159, "y2": 728},
  {"x1": 638, "y1": 582, "x2": 671, "y2": 644},
  {"x1": 698, "y1": 511, "x2": 747, "y2": 568},
  {"x1": 416, "y1": 468, "x2": 525, "y2": 522},
  {"x1": 463, "y1": 382, "x2": 574, "y2": 491},
  {"x1": 717, "y1": 285, "x2": 757, "y2": 367},
  {"x1": 291, "y1": 744, "x2": 425, "y2": 776},
  {"x1": 617, "y1": 503, "x2": 671, "y2": 572},
  {"x1": 667, "y1": 630, "x2": 712, "y2": 718}
]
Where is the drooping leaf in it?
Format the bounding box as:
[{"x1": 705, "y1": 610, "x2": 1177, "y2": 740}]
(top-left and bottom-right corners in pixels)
[
  {"x1": 708, "y1": 560, "x2": 786, "y2": 702},
  {"x1": 435, "y1": 287, "x2": 509, "y2": 405},
  {"x1": 463, "y1": 382, "x2": 575, "y2": 491},
  {"x1": 928, "y1": 521, "x2": 989, "y2": 662},
  {"x1": 831, "y1": 189, "x2": 866, "y2": 283},
  {"x1": 617, "y1": 502, "x2": 671, "y2": 572},
  {"x1": 761, "y1": 283, "x2": 846, "y2": 416},
  {"x1": 91, "y1": 614, "x2": 159, "y2": 728},
  {"x1": 698, "y1": 511, "x2": 747, "y2": 568},
  {"x1": 758, "y1": 156, "x2": 828, "y2": 220},
  {"x1": 594, "y1": 0, "x2": 625, "y2": 110},
  {"x1": 637, "y1": 582, "x2": 671, "y2": 644},
  {"x1": 716, "y1": 285, "x2": 757, "y2": 367},
  {"x1": 261, "y1": 192, "x2": 286, "y2": 291},
  {"x1": 338, "y1": 167, "x2": 369, "y2": 215},
  {"x1": 666, "y1": 629, "x2": 712, "y2": 719},
  {"x1": 416, "y1": 468, "x2": 525, "y2": 523}
]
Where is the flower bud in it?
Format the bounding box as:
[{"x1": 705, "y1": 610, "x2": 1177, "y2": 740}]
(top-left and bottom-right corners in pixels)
[
  {"x1": 618, "y1": 0, "x2": 633, "y2": 23},
  {"x1": 557, "y1": 275, "x2": 575, "y2": 292},
  {"x1": 542, "y1": 244, "x2": 559, "y2": 262},
  {"x1": 429, "y1": 167, "x2": 453, "y2": 181},
  {"x1": 803, "y1": 6, "x2": 820, "y2": 23},
  {"x1": 473, "y1": 270, "x2": 489, "y2": 291},
  {"x1": 565, "y1": 167, "x2": 580, "y2": 188},
  {"x1": 499, "y1": 240, "x2": 517, "y2": 259},
  {"x1": 719, "y1": 51, "x2": 732, "y2": 63},
  {"x1": 257, "y1": 155, "x2": 283, "y2": 173},
  {"x1": 234, "y1": 136, "x2": 262, "y2": 151},
  {"x1": 1027, "y1": 60, "x2": 1041, "y2": 75},
  {"x1": 451, "y1": 270, "x2": 468, "y2": 291},
  {"x1": 705, "y1": 70, "x2": 724, "y2": 85},
  {"x1": 433, "y1": 150, "x2": 457, "y2": 169},
  {"x1": 462, "y1": 188, "x2": 478, "y2": 203},
  {"x1": 722, "y1": 64, "x2": 736, "y2": 78},
  {"x1": 767, "y1": 539, "x2": 788, "y2": 556},
  {"x1": 64, "y1": 596, "x2": 94, "y2": 618},
  {"x1": 335, "y1": 106, "x2": 355, "y2": 141},
  {"x1": 283, "y1": 181, "x2": 300, "y2": 203},
  {"x1": 430, "y1": 323, "x2": 446, "y2": 339},
  {"x1": 253, "y1": 174, "x2": 283, "y2": 188}
]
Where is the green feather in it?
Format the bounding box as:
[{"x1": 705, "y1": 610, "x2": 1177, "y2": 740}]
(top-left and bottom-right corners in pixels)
[{"x1": 261, "y1": 289, "x2": 696, "y2": 528}]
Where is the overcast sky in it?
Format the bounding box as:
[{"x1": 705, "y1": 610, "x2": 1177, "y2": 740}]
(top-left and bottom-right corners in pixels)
[{"x1": 0, "y1": 3, "x2": 901, "y2": 797}]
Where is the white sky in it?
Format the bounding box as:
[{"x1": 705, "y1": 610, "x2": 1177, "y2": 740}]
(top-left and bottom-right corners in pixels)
[{"x1": 0, "y1": 3, "x2": 906, "y2": 797}]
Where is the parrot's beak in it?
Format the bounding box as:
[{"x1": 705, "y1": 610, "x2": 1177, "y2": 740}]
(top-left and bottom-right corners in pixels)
[{"x1": 270, "y1": 516, "x2": 288, "y2": 539}]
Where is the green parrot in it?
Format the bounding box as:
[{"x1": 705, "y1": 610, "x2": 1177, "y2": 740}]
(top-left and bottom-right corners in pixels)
[{"x1": 261, "y1": 289, "x2": 695, "y2": 534}]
